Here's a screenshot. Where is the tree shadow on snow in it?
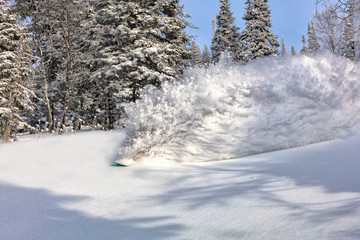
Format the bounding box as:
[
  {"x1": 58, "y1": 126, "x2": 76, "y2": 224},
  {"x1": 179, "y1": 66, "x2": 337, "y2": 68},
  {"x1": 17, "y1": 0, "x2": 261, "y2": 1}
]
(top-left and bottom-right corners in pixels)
[
  {"x1": 239, "y1": 139, "x2": 360, "y2": 194},
  {"x1": 139, "y1": 139, "x2": 360, "y2": 238},
  {"x1": 0, "y1": 182, "x2": 184, "y2": 240}
]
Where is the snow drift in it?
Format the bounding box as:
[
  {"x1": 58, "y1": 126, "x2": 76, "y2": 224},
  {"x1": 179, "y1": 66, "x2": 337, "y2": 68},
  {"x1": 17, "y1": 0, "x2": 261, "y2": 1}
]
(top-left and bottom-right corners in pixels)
[{"x1": 118, "y1": 52, "x2": 360, "y2": 164}]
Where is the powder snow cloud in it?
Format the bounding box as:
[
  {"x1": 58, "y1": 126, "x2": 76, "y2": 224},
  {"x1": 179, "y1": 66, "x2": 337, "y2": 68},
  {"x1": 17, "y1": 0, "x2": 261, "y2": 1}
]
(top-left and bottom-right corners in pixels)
[{"x1": 118, "y1": 52, "x2": 360, "y2": 164}]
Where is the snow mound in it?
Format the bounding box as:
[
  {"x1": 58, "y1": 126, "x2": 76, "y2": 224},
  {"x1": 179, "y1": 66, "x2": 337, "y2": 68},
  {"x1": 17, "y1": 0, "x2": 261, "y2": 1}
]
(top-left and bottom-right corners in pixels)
[{"x1": 118, "y1": 52, "x2": 360, "y2": 163}]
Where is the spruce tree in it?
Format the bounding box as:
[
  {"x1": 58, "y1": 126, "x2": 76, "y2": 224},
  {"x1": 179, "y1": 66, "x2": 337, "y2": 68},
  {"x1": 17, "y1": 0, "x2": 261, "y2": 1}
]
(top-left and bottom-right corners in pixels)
[
  {"x1": 212, "y1": 18, "x2": 216, "y2": 37},
  {"x1": 190, "y1": 40, "x2": 203, "y2": 66},
  {"x1": 159, "y1": 0, "x2": 192, "y2": 75},
  {"x1": 202, "y1": 44, "x2": 211, "y2": 65},
  {"x1": 211, "y1": 0, "x2": 241, "y2": 62},
  {"x1": 281, "y1": 37, "x2": 287, "y2": 56},
  {"x1": 291, "y1": 45, "x2": 297, "y2": 55},
  {"x1": 307, "y1": 22, "x2": 321, "y2": 53},
  {"x1": 241, "y1": 0, "x2": 279, "y2": 62},
  {"x1": 80, "y1": 0, "x2": 191, "y2": 129},
  {"x1": 0, "y1": 0, "x2": 35, "y2": 141},
  {"x1": 76, "y1": 0, "x2": 127, "y2": 129},
  {"x1": 123, "y1": 0, "x2": 191, "y2": 100},
  {"x1": 342, "y1": 1, "x2": 356, "y2": 61},
  {"x1": 300, "y1": 35, "x2": 307, "y2": 54}
]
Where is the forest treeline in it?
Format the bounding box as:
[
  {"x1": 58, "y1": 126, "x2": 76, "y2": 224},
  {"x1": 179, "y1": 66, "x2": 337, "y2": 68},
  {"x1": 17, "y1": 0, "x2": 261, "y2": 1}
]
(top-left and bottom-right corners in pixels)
[{"x1": 0, "y1": 0, "x2": 358, "y2": 142}]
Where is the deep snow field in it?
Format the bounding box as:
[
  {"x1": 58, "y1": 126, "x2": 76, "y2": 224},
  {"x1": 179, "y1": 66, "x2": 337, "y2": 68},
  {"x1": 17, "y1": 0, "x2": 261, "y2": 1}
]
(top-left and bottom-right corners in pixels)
[
  {"x1": 1, "y1": 53, "x2": 360, "y2": 239},
  {"x1": 0, "y1": 131, "x2": 360, "y2": 240}
]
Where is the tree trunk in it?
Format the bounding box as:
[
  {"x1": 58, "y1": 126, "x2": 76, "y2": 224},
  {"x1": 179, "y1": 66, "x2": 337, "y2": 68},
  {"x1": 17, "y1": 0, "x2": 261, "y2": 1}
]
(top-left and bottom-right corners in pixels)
[
  {"x1": 60, "y1": 4, "x2": 73, "y2": 134},
  {"x1": 32, "y1": 9, "x2": 54, "y2": 133}
]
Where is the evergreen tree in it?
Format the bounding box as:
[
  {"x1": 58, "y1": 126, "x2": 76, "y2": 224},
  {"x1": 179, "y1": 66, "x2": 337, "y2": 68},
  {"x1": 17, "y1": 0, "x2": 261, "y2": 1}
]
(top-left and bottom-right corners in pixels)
[
  {"x1": 212, "y1": 18, "x2": 216, "y2": 37},
  {"x1": 159, "y1": 0, "x2": 192, "y2": 76},
  {"x1": 190, "y1": 40, "x2": 203, "y2": 66},
  {"x1": 281, "y1": 37, "x2": 287, "y2": 56},
  {"x1": 80, "y1": 0, "x2": 191, "y2": 129},
  {"x1": 211, "y1": 0, "x2": 241, "y2": 62},
  {"x1": 202, "y1": 43, "x2": 211, "y2": 65},
  {"x1": 342, "y1": 1, "x2": 356, "y2": 61},
  {"x1": 291, "y1": 45, "x2": 297, "y2": 55},
  {"x1": 241, "y1": 0, "x2": 279, "y2": 62},
  {"x1": 307, "y1": 22, "x2": 321, "y2": 53},
  {"x1": 0, "y1": 0, "x2": 35, "y2": 141},
  {"x1": 76, "y1": 0, "x2": 128, "y2": 129},
  {"x1": 300, "y1": 35, "x2": 307, "y2": 54},
  {"x1": 122, "y1": 0, "x2": 191, "y2": 100}
]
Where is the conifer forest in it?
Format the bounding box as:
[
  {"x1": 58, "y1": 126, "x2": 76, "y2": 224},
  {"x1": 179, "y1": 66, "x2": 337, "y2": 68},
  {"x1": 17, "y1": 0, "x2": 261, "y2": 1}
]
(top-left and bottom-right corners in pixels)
[{"x1": 1, "y1": 0, "x2": 360, "y2": 142}]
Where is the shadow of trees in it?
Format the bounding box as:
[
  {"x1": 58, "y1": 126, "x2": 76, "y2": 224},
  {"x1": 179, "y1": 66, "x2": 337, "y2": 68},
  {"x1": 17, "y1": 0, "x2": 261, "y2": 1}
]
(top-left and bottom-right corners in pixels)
[
  {"x1": 0, "y1": 182, "x2": 184, "y2": 240},
  {"x1": 138, "y1": 141, "x2": 360, "y2": 239}
]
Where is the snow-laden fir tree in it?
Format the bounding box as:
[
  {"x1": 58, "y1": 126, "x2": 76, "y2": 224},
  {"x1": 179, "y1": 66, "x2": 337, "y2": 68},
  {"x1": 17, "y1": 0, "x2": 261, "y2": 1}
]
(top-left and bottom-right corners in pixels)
[
  {"x1": 120, "y1": 0, "x2": 191, "y2": 101},
  {"x1": 342, "y1": 0, "x2": 356, "y2": 61},
  {"x1": 281, "y1": 37, "x2": 287, "y2": 56},
  {"x1": 74, "y1": 0, "x2": 127, "y2": 129},
  {"x1": 240, "y1": 0, "x2": 279, "y2": 62},
  {"x1": 291, "y1": 45, "x2": 297, "y2": 55},
  {"x1": 211, "y1": 0, "x2": 241, "y2": 62},
  {"x1": 79, "y1": 0, "x2": 191, "y2": 129},
  {"x1": 212, "y1": 18, "x2": 216, "y2": 37},
  {"x1": 202, "y1": 43, "x2": 211, "y2": 65},
  {"x1": 307, "y1": 22, "x2": 321, "y2": 53},
  {"x1": 0, "y1": 0, "x2": 35, "y2": 141},
  {"x1": 300, "y1": 35, "x2": 307, "y2": 54},
  {"x1": 159, "y1": 0, "x2": 192, "y2": 75},
  {"x1": 190, "y1": 39, "x2": 203, "y2": 66}
]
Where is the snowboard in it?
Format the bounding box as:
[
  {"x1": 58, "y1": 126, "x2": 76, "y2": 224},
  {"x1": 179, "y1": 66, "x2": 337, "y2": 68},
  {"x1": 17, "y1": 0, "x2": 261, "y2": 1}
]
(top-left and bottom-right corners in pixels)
[{"x1": 113, "y1": 158, "x2": 135, "y2": 167}]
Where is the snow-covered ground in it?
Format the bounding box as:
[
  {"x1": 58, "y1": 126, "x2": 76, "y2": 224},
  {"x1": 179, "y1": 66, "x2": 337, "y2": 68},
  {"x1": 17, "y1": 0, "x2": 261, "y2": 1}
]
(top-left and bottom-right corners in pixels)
[
  {"x1": 0, "y1": 131, "x2": 360, "y2": 240},
  {"x1": 1, "y1": 53, "x2": 360, "y2": 239}
]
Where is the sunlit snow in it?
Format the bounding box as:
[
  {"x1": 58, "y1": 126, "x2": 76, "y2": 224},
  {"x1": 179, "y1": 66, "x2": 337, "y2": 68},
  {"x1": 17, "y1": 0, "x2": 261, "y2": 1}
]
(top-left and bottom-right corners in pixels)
[
  {"x1": 1, "y1": 52, "x2": 360, "y2": 239},
  {"x1": 0, "y1": 131, "x2": 360, "y2": 240},
  {"x1": 118, "y1": 52, "x2": 360, "y2": 165}
]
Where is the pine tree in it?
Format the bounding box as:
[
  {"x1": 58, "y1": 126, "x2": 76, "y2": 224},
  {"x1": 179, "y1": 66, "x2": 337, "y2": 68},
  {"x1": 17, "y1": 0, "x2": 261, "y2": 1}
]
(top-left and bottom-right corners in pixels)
[
  {"x1": 0, "y1": 0, "x2": 35, "y2": 141},
  {"x1": 211, "y1": 0, "x2": 241, "y2": 62},
  {"x1": 281, "y1": 37, "x2": 287, "y2": 56},
  {"x1": 74, "y1": 0, "x2": 126, "y2": 129},
  {"x1": 300, "y1": 35, "x2": 307, "y2": 54},
  {"x1": 202, "y1": 43, "x2": 211, "y2": 65},
  {"x1": 291, "y1": 45, "x2": 297, "y2": 55},
  {"x1": 190, "y1": 40, "x2": 203, "y2": 66},
  {"x1": 80, "y1": 0, "x2": 191, "y2": 129},
  {"x1": 212, "y1": 18, "x2": 216, "y2": 38},
  {"x1": 307, "y1": 22, "x2": 321, "y2": 53},
  {"x1": 159, "y1": 0, "x2": 192, "y2": 76},
  {"x1": 241, "y1": 0, "x2": 279, "y2": 62},
  {"x1": 123, "y1": 0, "x2": 191, "y2": 100},
  {"x1": 342, "y1": 1, "x2": 356, "y2": 61}
]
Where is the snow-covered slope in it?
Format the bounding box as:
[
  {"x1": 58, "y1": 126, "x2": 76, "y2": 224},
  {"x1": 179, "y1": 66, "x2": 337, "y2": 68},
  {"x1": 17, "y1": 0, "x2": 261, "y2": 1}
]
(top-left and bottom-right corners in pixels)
[
  {"x1": 0, "y1": 131, "x2": 360, "y2": 240},
  {"x1": 119, "y1": 53, "x2": 360, "y2": 164}
]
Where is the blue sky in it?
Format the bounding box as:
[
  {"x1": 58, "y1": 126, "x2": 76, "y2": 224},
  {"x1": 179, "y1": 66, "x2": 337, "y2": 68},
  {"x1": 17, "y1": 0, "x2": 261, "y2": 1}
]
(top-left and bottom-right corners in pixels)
[{"x1": 181, "y1": 0, "x2": 317, "y2": 52}]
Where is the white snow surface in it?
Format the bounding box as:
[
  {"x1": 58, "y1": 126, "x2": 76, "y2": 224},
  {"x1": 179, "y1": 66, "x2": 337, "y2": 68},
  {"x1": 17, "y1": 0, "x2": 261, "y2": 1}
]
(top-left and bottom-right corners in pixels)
[
  {"x1": 120, "y1": 52, "x2": 360, "y2": 164},
  {"x1": 1, "y1": 53, "x2": 360, "y2": 239},
  {"x1": 0, "y1": 131, "x2": 360, "y2": 240}
]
